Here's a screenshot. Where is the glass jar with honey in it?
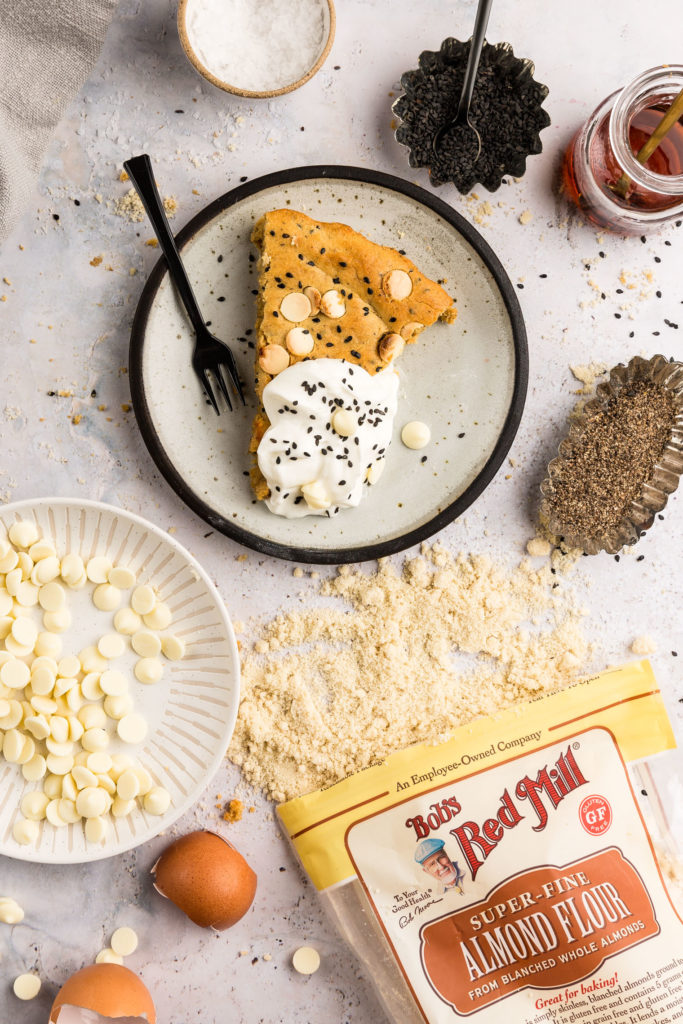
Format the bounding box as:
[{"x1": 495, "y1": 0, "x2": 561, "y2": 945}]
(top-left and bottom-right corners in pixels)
[{"x1": 563, "y1": 65, "x2": 683, "y2": 234}]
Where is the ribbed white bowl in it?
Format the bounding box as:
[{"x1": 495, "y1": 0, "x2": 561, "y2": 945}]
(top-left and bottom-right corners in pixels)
[{"x1": 0, "y1": 498, "x2": 239, "y2": 863}]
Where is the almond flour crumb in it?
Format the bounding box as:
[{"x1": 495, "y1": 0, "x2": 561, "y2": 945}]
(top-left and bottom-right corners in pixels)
[
  {"x1": 229, "y1": 544, "x2": 590, "y2": 802},
  {"x1": 222, "y1": 798, "x2": 243, "y2": 823},
  {"x1": 526, "y1": 537, "x2": 551, "y2": 558},
  {"x1": 518, "y1": 210, "x2": 533, "y2": 225},
  {"x1": 631, "y1": 634, "x2": 657, "y2": 656},
  {"x1": 570, "y1": 360, "x2": 609, "y2": 394},
  {"x1": 113, "y1": 190, "x2": 178, "y2": 223}
]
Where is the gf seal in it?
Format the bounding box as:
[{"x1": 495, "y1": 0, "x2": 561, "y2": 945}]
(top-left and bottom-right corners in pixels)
[{"x1": 579, "y1": 794, "x2": 612, "y2": 836}]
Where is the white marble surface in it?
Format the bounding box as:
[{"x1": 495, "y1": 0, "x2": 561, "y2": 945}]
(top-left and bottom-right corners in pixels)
[{"x1": 1, "y1": 1, "x2": 683, "y2": 1021}]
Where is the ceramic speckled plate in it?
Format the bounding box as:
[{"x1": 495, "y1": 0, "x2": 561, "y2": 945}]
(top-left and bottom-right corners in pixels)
[
  {"x1": 0, "y1": 498, "x2": 239, "y2": 864},
  {"x1": 130, "y1": 166, "x2": 527, "y2": 563}
]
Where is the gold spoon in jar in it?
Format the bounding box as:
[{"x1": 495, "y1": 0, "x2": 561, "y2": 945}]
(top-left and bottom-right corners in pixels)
[{"x1": 613, "y1": 84, "x2": 683, "y2": 198}]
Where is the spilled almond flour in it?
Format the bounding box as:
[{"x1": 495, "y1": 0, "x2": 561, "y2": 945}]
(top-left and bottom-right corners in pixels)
[{"x1": 228, "y1": 542, "x2": 591, "y2": 802}]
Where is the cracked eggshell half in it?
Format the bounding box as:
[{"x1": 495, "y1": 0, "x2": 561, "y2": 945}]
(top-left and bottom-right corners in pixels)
[
  {"x1": 49, "y1": 963, "x2": 156, "y2": 1023},
  {"x1": 151, "y1": 829, "x2": 257, "y2": 930}
]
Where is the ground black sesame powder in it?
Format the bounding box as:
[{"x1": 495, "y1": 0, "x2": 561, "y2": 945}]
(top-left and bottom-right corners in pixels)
[{"x1": 545, "y1": 380, "x2": 675, "y2": 542}]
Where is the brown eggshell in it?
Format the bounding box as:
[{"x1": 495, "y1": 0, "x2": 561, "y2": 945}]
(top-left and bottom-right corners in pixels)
[
  {"x1": 49, "y1": 963, "x2": 156, "y2": 1022},
  {"x1": 152, "y1": 830, "x2": 257, "y2": 930}
]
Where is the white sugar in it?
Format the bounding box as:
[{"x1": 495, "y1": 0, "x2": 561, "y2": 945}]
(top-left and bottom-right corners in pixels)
[{"x1": 185, "y1": 0, "x2": 327, "y2": 92}]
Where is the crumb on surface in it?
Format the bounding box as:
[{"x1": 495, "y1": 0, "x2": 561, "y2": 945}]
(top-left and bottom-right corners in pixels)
[
  {"x1": 222, "y1": 798, "x2": 243, "y2": 823},
  {"x1": 631, "y1": 634, "x2": 657, "y2": 656}
]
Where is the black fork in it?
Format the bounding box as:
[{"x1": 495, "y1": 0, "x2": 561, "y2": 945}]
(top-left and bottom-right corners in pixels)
[{"x1": 124, "y1": 153, "x2": 245, "y2": 413}]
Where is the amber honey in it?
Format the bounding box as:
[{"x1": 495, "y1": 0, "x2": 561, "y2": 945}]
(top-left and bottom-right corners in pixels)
[{"x1": 563, "y1": 66, "x2": 683, "y2": 234}]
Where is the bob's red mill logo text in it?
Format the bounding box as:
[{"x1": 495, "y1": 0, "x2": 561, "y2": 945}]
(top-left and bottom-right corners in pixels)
[{"x1": 405, "y1": 746, "x2": 587, "y2": 879}]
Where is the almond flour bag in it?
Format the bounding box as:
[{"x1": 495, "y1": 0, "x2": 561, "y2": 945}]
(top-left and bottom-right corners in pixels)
[{"x1": 279, "y1": 661, "x2": 683, "y2": 1023}]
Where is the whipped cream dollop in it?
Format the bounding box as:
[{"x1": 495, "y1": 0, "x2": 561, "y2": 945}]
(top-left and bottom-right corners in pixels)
[{"x1": 257, "y1": 359, "x2": 399, "y2": 518}]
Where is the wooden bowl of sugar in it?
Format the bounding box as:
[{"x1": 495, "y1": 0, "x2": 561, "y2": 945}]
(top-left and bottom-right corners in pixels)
[{"x1": 178, "y1": 0, "x2": 336, "y2": 98}]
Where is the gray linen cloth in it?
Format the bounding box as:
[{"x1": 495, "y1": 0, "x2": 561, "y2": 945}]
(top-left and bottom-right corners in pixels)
[{"x1": 0, "y1": 0, "x2": 117, "y2": 243}]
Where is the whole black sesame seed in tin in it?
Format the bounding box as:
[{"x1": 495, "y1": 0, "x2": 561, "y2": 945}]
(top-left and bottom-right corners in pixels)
[{"x1": 393, "y1": 38, "x2": 550, "y2": 193}]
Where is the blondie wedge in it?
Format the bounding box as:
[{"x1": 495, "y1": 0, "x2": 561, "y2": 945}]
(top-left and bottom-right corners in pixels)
[{"x1": 249, "y1": 209, "x2": 457, "y2": 501}]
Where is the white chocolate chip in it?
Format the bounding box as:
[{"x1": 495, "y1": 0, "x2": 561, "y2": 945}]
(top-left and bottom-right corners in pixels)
[
  {"x1": 401, "y1": 421, "x2": 431, "y2": 450},
  {"x1": 73, "y1": 765, "x2": 98, "y2": 790},
  {"x1": 134, "y1": 658, "x2": 163, "y2": 685},
  {"x1": 93, "y1": 583, "x2": 122, "y2": 612},
  {"x1": 366, "y1": 460, "x2": 386, "y2": 485},
  {"x1": 60, "y1": 553, "x2": 85, "y2": 586},
  {"x1": 58, "y1": 655, "x2": 81, "y2": 678},
  {"x1": 43, "y1": 607, "x2": 71, "y2": 633},
  {"x1": 0, "y1": 897, "x2": 24, "y2": 924},
  {"x1": 132, "y1": 631, "x2": 161, "y2": 658},
  {"x1": 117, "y1": 713, "x2": 148, "y2": 744},
  {"x1": 79, "y1": 645, "x2": 108, "y2": 673},
  {"x1": 34, "y1": 556, "x2": 60, "y2": 585},
  {"x1": 79, "y1": 705, "x2": 107, "y2": 731},
  {"x1": 116, "y1": 769, "x2": 141, "y2": 801},
  {"x1": 86, "y1": 751, "x2": 112, "y2": 775},
  {"x1": 383, "y1": 268, "x2": 412, "y2": 300},
  {"x1": 3, "y1": 730, "x2": 26, "y2": 762},
  {"x1": 161, "y1": 635, "x2": 185, "y2": 661},
  {"x1": 35, "y1": 631, "x2": 62, "y2": 659},
  {"x1": 85, "y1": 816, "x2": 109, "y2": 843},
  {"x1": 76, "y1": 786, "x2": 108, "y2": 819},
  {"x1": 13, "y1": 973, "x2": 41, "y2": 999},
  {"x1": 9, "y1": 521, "x2": 39, "y2": 549},
  {"x1": 58, "y1": 798, "x2": 81, "y2": 824},
  {"x1": 12, "y1": 819, "x2": 39, "y2": 846},
  {"x1": 21, "y1": 790, "x2": 49, "y2": 820},
  {"x1": 108, "y1": 566, "x2": 136, "y2": 589},
  {"x1": 46, "y1": 753, "x2": 74, "y2": 775},
  {"x1": 4, "y1": 634, "x2": 32, "y2": 658},
  {"x1": 81, "y1": 728, "x2": 109, "y2": 753},
  {"x1": 131, "y1": 585, "x2": 156, "y2": 616},
  {"x1": 95, "y1": 948, "x2": 124, "y2": 965},
  {"x1": 22, "y1": 753, "x2": 47, "y2": 782},
  {"x1": 0, "y1": 547, "x2": 18, "y2": 573},
  {"x1": 142, "y1": 602, "x2": 172, "y2": 631},
  {"x1": 144, "y1": 786, "x2": 171, "y2": 815},
  {"x1": 259, "y1": 345, "x2": 290, "y2": 376},
  {"x1": 114, "y1": 608, "x2": 142, "y2": 635},
  {"x1": 292, "y1": 946, "x2": 321, "y2": 975},
  {"x1": 400, "y1": 320, "x2": 424, "y2": 340},
  {"x1": 29, "y1": 541, "x2": 55, "y2": 561},
  {"x1": 38, "y1": 581, "x2": 66, "y2": 612},
  {"x1": 331, "y1": 409, "x2": 358, "y2": 437},
  {"x1": 1, "y1": 659, "x2": 30, "y2": 689},
  {"x1": 111, "y1": 796, "x2": 137, "y2": 818},
  {"x1": 319, "y1": 289, "x2": 345, "y2": 318},
  {"x1": 81, "y1": 672, "x2": 104, "y2": 701},
  {"x1": 285, "y1": 327, "x2": 314, "y2": 356},
  {"x1": 100, "y1": 670, "x2": 128, "y2": 697},
  {"x1": 97, "y1": 634, "x2": 125, "y2": 660},
  {"x1": 134, "y1": 766, "x2": 153, "y2": 795},
  {"x1": 86, "y1": 556, "x2": 112, "y2": 584},
  {"x1": 301, "y1": 480, "x2": 332, "y2": 511},
  {"x1": 377, "y1": 333, "x2": 405, "y2": 363},
  {"x1": 303, "y1": 286, "x2": 321, "y2": 315},
  {"x1": 280, "y1": 291, "x2": 312, "y2": 322},
  {"x1": 111, "y1": 926, "x2": 139, "y2": 957},
  {"x1": 103, "y1": 693, "x2": 134, "y2": 720}
]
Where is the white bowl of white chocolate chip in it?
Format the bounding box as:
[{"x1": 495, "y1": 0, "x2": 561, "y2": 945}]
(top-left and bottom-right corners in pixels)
[{"x1": 0, "y1": 498, "x2": 239, "y2": 863}]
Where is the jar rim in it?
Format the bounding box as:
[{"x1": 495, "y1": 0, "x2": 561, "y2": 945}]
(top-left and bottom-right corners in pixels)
[{"x1": 610, "y1": 64, "x2": 683, "y2": 195}]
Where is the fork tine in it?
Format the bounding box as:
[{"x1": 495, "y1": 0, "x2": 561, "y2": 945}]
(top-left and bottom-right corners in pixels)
[
  {"x1": 220, "y1": 349, "x2": 246, "y2": 406},
  {"x1": 215, "y1": 364, "x2": 233, "y2": 411},
  {"x1": 200, "y1": 369, "x2": 220, "y2": 415}
]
